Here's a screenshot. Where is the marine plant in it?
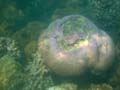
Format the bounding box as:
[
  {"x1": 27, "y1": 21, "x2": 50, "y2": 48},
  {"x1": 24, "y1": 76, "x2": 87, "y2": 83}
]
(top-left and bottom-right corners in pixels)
[
  {"x1": 23, "y1": 52, "x2": 54, "y2": 90},
  {"x1": 0, "y1": 37, "x2": 22, "y2": 59},
  {"x1": 89, "y1": 83, "x2": 113, "y2": 90},
  {"x1": 0, "y1": 55, "x2": 24, "y2": 90},
  {"x1": 48, "y1": 83, "x2": 78, "y2": 90}
]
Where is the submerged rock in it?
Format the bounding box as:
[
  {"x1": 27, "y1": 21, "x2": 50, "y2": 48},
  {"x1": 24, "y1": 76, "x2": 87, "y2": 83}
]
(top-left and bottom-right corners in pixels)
[{"x1": 39, "y1": 15, "x2": 114, "y2": 76}]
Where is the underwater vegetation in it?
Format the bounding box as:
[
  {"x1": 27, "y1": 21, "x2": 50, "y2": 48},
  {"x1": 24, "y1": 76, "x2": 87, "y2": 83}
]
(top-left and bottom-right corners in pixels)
[
  {"x1": 0, "y1": 37, "x2": 21, "y2": 58},
  {"x1": 0, "y1": 0, "x2": 120, "y2": 90},
  {"x1": 48, "y1": 83, "x2": 78, "y2": 90},
  {"x1": 23, "y1": 53, "x2": 54, "y2": 90},
  {"x1": 0, "y1": 37, "x2": 24, "y2": 90},
  {"x1": 0, "y1": 55, "x2": 23, "y2": 90},
  {"x1": 89, "y1": 83, "x2": 113, "y2": 90}
]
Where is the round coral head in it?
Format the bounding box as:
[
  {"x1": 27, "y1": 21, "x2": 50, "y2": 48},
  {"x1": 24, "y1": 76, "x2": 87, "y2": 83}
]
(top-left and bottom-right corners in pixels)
[{"x1": 38, "y1": 15, "x2": 114, "y2": 76}]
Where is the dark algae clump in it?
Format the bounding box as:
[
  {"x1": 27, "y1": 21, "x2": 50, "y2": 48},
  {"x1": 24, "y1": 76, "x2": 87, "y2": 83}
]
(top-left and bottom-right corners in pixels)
[{"x1": 0, "y1": 0, "x2": 120, "y2": 90}]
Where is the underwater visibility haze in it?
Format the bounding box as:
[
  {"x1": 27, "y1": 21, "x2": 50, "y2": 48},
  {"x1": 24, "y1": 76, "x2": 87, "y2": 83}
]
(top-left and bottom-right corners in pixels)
[{"x1": 0, "y1": 0, "x2": 120, "y2": 90}]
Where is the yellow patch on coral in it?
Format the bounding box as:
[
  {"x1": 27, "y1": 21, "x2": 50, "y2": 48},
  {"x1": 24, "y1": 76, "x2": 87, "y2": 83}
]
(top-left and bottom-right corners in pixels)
[{"x1": 74, "y1": 39, "x2": 88, "y2": 48}]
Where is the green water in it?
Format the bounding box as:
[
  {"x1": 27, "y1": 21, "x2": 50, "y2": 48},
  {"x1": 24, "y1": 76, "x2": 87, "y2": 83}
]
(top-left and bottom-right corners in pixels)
[{"x1": 0, "y1": 0, "x2": 120, "y2": 90}]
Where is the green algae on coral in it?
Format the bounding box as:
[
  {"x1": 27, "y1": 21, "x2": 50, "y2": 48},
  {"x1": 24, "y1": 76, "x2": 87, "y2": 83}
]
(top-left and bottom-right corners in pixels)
[{"x1": 62, "y1": 16, "x2": 85, "y2": 35}]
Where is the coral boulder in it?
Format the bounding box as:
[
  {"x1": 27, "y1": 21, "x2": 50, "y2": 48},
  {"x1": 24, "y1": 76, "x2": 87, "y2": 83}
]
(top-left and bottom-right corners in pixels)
[{"x1": 38, "y1": 15, "x2": 114, "y2": 76}]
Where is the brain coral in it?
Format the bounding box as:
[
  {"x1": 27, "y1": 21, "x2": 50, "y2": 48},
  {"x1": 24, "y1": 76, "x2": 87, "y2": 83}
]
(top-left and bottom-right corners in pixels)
[{"x1": 38, "y1": 15, "x2": 114, "y2": 76}]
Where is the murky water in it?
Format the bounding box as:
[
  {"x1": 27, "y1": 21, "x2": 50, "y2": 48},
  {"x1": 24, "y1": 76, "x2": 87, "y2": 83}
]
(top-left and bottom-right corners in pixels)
[{"x1": 0, "y1": 0, "x2": 120, "y2": 90}]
